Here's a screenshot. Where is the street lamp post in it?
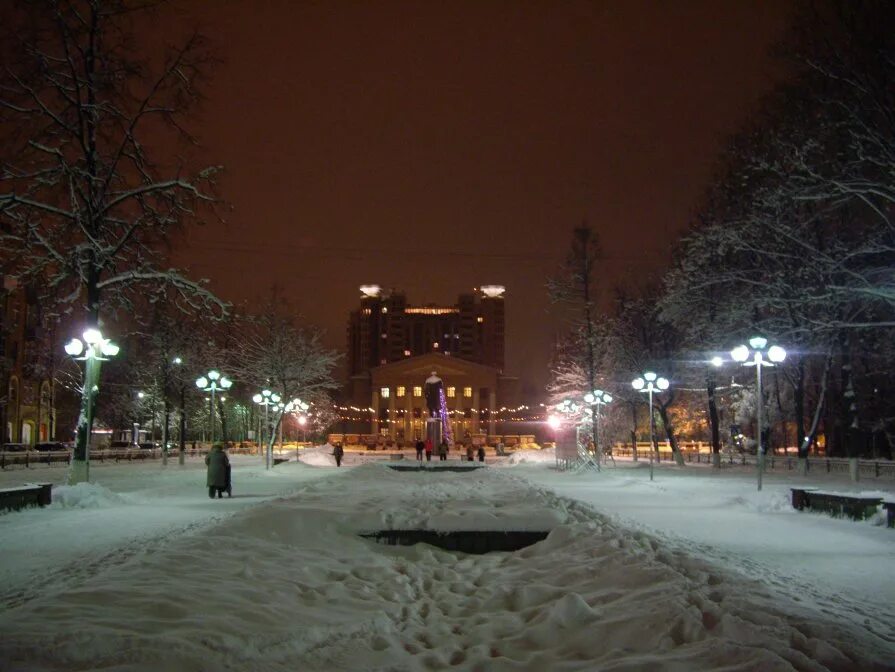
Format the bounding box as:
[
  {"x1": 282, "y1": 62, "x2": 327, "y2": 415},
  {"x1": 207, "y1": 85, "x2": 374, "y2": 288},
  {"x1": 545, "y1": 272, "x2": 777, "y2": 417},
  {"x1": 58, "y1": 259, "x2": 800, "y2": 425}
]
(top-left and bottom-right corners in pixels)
[
  {"x1": 632, "y1": 372, "x2": 669, "y2": 482},
  {"x1": 583, "y1": 389, "x2": 613, "y2": 469},
  {"x1": 253, "y1": 389, "x2": 280, "y2": 469},
  {"x1": 64, "y1": 328, "x2": 120, "y2": 484},
  {"x1": 731, "y1": 336, "x2": 786, "y2": 491},
  {"x1": 195, "y1": 370, "x2": 232, "y2": 447},
  {"x1": 133, "y1": 390, "x2": 146, "y2": 447},
  {"x1": 173, "y1": 357, "x2": 187, "y2": 465}
]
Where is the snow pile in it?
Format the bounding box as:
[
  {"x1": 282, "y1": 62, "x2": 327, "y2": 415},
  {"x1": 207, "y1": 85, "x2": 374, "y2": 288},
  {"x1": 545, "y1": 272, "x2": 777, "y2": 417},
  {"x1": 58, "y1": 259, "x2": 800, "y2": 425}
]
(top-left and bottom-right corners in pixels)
[
  {"x1": 505, "y1": 445, "x2": 555, "y2": 464},
  {"x1": 1, "y1": 463, "x2": 892, "y2": 671},
  {"x1": 1, "y1": 457, "x2": 894, "y2": 670},
  {"x1": 298, "y1": 444, "x2": 336, "y2": 467},
  {"x1": 50, "y1": 481, "x2": 129, "y2": 509}
]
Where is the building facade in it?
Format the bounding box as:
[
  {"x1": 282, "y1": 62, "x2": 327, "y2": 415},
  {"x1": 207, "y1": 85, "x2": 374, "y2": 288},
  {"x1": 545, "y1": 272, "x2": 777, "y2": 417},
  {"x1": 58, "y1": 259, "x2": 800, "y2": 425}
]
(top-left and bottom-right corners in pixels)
[
  {"x1": 1, "y1": 276, "x2": 57, "y2": 445},
  {"x1": 346, "y1": 285, "x2": 518, "y2": 441},
  {"x1": 347, "y1": 284, "x2": 506, "y2": 375}
]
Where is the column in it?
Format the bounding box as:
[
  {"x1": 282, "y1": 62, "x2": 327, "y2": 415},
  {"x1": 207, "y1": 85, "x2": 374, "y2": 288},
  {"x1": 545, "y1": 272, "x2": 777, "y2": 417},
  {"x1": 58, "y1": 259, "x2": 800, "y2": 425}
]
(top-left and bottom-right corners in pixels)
[
  {"x1": 472, "y1": 388, "x2": 480, "y2": 434},
  {"x1": 405, "y1": 388, "x2": 413, "y2": 439},
  {"x1": 488, "y1": 389, "x2": 497, "y2": 436},
  {"x1": 371, "y1": 388, "x2": 380, "y2": 435},
  {"x1": 388, "y1": 387, "x2": 396, "y2": 439}
]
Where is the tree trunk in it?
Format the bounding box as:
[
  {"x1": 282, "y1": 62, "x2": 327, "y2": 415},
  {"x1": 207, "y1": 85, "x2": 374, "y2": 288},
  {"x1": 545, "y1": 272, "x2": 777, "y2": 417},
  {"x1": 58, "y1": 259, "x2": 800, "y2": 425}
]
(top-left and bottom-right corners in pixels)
[
  {"x1": 162, "y1": 395, "x2": 170, "y2": 466},
  {"x1": 706, "y1": 372, "x2": 721, "y2": 468},
  {"x1": 69, "y1": 354, "x2": 100, "y2": 484},
  {"x1": 178, "y1": 384, "x2": 186, "y2": 466},
  {"x1": 217, "y1": 397, "x2": 228, "y2": 443},
  {"x1": 657, "y1": 402, "x2": 684, "y2": 466},
  {"x1": 630, "y1": 401, "x2": 638, "y2": 461}
]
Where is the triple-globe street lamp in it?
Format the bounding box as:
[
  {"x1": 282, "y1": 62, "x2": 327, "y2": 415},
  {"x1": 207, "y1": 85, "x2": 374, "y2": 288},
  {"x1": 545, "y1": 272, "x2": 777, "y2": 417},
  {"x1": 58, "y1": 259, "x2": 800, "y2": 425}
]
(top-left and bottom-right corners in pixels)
[
  {"x1": 731, "y1": 336, "x2": 786, "y2": 491},
  {"x1": 64, "y1": 328, "x2": 120, "y2": 484},
  {"x1": 583, "y1": 389, "x2": 613, "y2": 468},
  {"x1": 631, "y1": 372, "x2": 669, "y2": 482},
  {"x1": 253, "y1": 389, "x2": 280, "y2": 469},
  {"x1": 195, "y1": 370, "x2": 232, "y2": 446}
]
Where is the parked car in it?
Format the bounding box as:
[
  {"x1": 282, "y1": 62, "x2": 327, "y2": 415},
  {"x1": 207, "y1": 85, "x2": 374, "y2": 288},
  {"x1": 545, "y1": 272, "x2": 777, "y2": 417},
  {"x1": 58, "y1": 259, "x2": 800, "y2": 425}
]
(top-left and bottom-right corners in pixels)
[{"x1": 34, "y1": 442, "x2": 69, "y2": 452}]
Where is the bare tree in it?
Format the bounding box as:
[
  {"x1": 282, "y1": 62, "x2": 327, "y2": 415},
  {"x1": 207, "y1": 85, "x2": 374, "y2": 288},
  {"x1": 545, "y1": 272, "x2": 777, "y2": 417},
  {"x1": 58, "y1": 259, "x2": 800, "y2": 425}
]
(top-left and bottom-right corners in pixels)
[
  {"x1": 548, "y1": 225, "x2": 605, "y2": 460},
  {"x1": 229, "y1": 302, "x2": 340, "y2": 468},
  {"x1": 0, "y1": 2, "x2": 228, "y2": 482}
]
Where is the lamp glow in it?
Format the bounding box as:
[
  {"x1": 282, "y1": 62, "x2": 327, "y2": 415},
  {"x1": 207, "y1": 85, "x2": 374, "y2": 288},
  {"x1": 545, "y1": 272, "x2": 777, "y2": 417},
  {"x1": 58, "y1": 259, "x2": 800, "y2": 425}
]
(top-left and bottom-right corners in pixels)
[
  {"x1": 767, "y1": 345, "x2": 787, "y2": 363},
  {"x1": 252, "y1": 393, "x2": 263, "y2": 404},
  {"x1": 730, "y1": 345, "x2": 750, "y2": 362},
  {"x1": 101, "y1": 341, "x2": 119, "y2": 357},
  {"x1": 657, "y1": 377, "x2": 670, "y2": 391},
  {"x1": 749, "y1": 336, "x2": 768, "y2": 350},
  {"x1": 208, "y1": 370, "x2": 220, "y2": 381},
  {"x1": 632, "y1": 377, "x2": 645, "y2": 390},
  {"x1": 710, "y1": 356, "x2": 723, "y2": 367},
  {"x1": 644, "y1": 371, "x2": 657, "y2": 382},
  {"x1": 195, "y1": 377, "x2": 208, "y2": 389},
  {"x1": 82, "y1": 328, "x2": 102, "y2": 344},
  {"x1": 64, "y1": 339, "x2": 83, "y2": 356}
]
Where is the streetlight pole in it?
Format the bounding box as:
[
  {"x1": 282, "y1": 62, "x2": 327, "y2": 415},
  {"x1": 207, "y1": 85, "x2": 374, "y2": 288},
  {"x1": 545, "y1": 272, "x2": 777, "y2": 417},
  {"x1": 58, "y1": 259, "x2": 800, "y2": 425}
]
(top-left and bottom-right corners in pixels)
[
  {"x1": 172, "y1": 357, "x2": 187, "y2": 465},
  {"x1": 731, "y1": 337, "x2": 786, "y2": 491},
  {"x1": 195, "y1": 370, "x2": 232, "y2": 447},
  {"x1": 64, "y1": 328, "x2": 119, "y2": 485},
  {"x1": 632, "y1": 372, "x2": 669, "y2": 482},
  {"x1": 584, "y1": 389, "x2": 613, "y2": 469},
  {"x1": 253, "y1": 389, "x2": 279, "y2": 469}
]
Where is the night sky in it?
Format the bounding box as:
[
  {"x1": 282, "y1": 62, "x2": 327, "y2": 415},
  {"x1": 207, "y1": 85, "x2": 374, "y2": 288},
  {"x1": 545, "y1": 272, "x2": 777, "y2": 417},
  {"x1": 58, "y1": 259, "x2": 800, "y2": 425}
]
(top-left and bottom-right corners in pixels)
[{"x1": 168, "y1": 0, "x2": 791, "y2": 397}]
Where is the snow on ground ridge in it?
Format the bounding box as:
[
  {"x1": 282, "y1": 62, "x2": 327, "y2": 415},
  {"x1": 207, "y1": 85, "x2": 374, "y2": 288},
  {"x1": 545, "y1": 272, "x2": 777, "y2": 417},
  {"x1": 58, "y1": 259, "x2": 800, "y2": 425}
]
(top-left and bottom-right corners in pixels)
[{"x1": 1, "y1": 462, "x2": 892, "y2": 671}]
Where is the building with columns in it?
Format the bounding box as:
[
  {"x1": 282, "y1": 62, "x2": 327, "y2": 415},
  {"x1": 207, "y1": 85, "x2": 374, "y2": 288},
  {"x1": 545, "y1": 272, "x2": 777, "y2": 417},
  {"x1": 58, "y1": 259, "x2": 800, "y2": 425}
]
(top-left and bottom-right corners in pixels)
[{"x1": 345, "y1": 286, "x2": 518, "y2": 441}]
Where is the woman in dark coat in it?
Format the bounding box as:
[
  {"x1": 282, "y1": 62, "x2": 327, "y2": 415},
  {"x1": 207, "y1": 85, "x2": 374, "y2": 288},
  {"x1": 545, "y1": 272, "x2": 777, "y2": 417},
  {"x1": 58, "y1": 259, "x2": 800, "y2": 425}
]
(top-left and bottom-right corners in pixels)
[{"x1": 205, "y1": 443, "x2": 230, "y2": 499}]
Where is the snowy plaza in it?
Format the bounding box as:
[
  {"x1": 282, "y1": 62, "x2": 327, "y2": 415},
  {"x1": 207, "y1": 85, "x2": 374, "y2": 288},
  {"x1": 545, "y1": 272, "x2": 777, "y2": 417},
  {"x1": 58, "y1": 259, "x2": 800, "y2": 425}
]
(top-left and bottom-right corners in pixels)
[{"x1": 1, "y1": 451, "x2": 893, "y2": 671}]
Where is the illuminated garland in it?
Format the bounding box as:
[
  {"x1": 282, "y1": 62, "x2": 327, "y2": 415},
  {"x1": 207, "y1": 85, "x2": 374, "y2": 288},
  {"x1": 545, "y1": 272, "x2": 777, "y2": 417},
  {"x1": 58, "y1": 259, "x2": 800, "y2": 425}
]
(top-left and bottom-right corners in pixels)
[{"x1": 439, "y1": 386, "x2": 454, "y2": 446}]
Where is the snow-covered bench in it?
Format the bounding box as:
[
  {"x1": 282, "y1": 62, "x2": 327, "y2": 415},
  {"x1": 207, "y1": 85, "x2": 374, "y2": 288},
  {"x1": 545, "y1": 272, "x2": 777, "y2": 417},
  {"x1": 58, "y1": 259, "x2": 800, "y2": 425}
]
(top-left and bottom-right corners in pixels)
[
  {"x1": 0, "y1": 483, "x2": 52, "y2": 512},
  {"x1": 791, "y1": 488, "x2": 883, "y2": 522}
]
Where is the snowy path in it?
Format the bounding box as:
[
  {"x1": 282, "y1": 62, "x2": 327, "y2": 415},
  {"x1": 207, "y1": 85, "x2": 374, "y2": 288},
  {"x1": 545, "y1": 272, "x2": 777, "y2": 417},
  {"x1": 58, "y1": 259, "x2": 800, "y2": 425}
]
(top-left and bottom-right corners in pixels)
[{"x1": 1, "y1": 459, "x2": 893, "y2": 670}]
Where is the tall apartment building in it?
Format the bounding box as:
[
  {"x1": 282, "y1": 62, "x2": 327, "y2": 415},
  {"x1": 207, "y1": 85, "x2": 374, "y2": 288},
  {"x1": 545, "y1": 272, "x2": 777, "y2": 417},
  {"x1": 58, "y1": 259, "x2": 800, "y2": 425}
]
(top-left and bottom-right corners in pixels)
[
  {"x1": 347, "y1": 285, "x2": 506, "y2": 374},
  {"x1": 345, "y1": 285, "x2": 516, "y2": 440}
]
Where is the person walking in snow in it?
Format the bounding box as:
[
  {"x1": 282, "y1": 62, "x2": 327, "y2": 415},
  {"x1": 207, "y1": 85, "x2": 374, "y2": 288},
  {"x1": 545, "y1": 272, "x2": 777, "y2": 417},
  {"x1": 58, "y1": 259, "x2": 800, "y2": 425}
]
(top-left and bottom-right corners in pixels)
[
  {"x1": 438, "y1": 439, "x2": 449, "y2": 461},
  {"x1": 466, "y1": 443, "x2": 475, "y2": 462},
  {"x1": 205, "y1": 443, "x2": 230, "y2": 499},
  {"x1": 415, "y1": 438, "x2": 425, "y2": 461},
  {"x1": 477, "y1": 445, "x2": 485, "y2": 462},
  {"x1": 332, "y1": 442, "x2": 344, "y2": 467},
  {"x1": 424, "y1": 438, "x2": 433, "y2": 462}
]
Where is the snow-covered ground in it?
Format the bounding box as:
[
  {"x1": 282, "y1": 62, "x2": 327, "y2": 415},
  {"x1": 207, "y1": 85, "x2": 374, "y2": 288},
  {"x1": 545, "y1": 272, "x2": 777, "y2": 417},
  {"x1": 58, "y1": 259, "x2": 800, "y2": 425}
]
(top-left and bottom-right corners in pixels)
[{"x1": 0, "y1": 448, "x2": 893, "y2": 670}]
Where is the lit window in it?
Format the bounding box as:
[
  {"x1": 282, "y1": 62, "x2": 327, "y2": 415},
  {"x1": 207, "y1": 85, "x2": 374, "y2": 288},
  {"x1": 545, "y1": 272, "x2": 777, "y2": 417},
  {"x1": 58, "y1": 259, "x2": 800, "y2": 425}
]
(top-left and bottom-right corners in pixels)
[
  {"x1": 447, "y1": 386, "x2": 456, "y2": 398},
  {"x1": 404, "y1": 349, "x2": 411, "y2": 356},
  {"x1": 463, "y1": 387, "x2": 472, "y2": 398},
  {"x1": 433, "y1": 342, "x2": 439, "y2": 349},
  {"x1": 413, "y1": 386, "x2": 422, "y2": 397},
  {"x1": 477, "y1": 316, "x2": 484, "y2": 323},
  {"x1": 396, "y1": 386, "x2": 405, "y2": 397},
  {"x1": 382, "y1": 306, "x2": 388, "y2": 314},
  {"x1": 380, "y1": 387, "x2": 390, "y2": 399}
]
